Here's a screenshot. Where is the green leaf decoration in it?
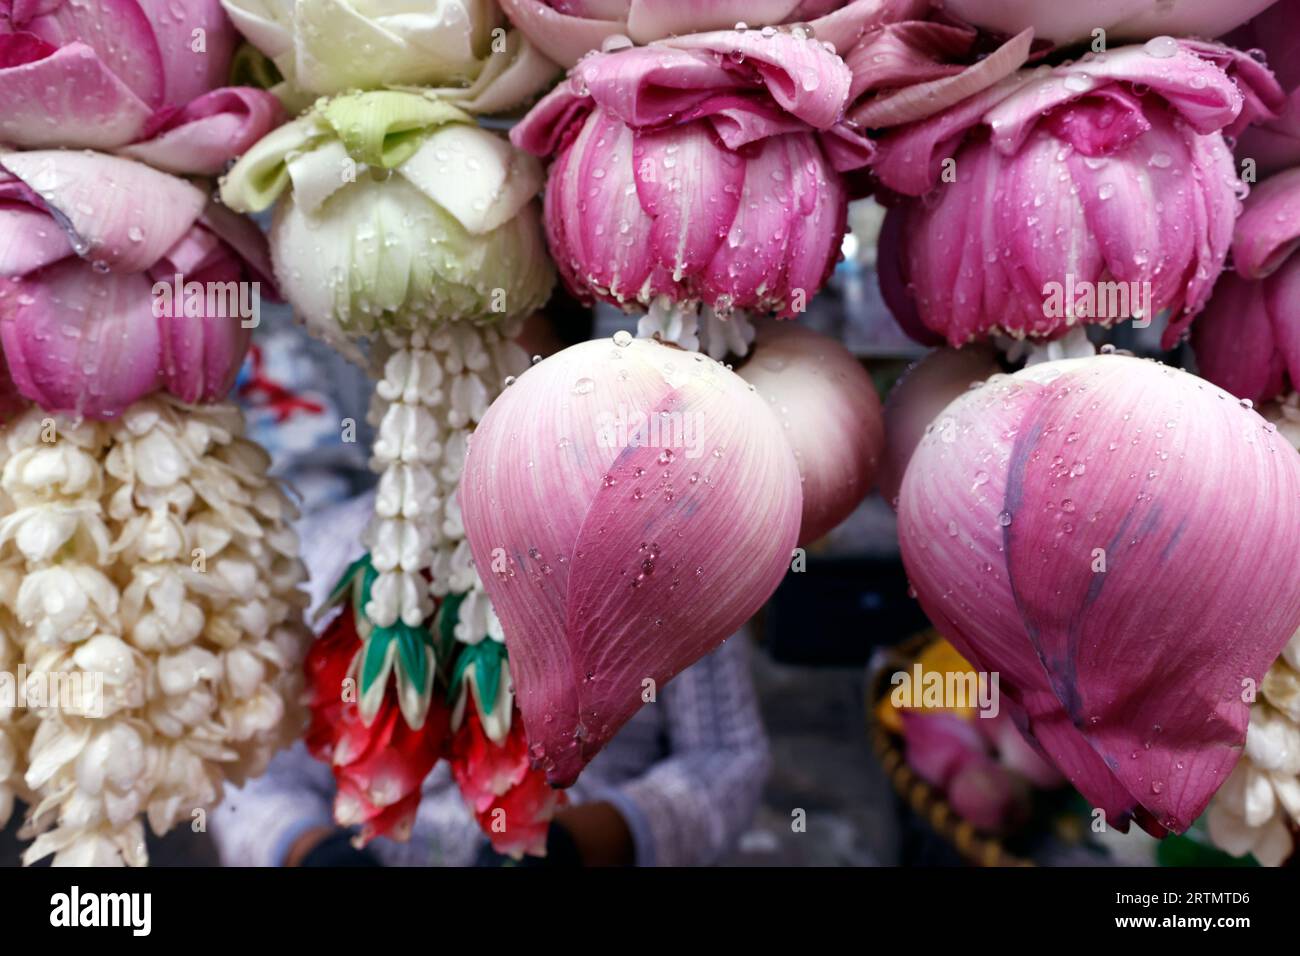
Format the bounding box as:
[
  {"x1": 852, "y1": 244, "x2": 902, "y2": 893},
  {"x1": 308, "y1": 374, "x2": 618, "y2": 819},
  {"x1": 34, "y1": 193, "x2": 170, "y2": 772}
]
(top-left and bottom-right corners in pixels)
[
  {"x1": 393, "y1": 621, "x2": 434, "y2": 698},
  {"x1": 450, "y1": 639, "x2": 508, "y2": 712},
  {"x1": 360, "y1": 628, "x2": 396, "y2": 699},
  {"x1": 435, "y1": 592, "x2": 466, "y2": 664},
  {"x1": 326, "y1": 554, "x2": 371, "y2": 611}
]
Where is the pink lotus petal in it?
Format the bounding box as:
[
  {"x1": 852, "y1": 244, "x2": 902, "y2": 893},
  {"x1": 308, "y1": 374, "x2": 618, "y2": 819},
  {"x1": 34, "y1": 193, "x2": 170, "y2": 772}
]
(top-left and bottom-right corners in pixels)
[
  {"x1": 0, "y1": 150, "x2": 207, "y2": 274},
  {"x1": 1191, "y1": 272, "x2": 1283, "y2": 405},
  {"x1": 461, "y1": 337, "x2": 801, "y2": 786},
  {"x1": 154, "y1": 253, "x2": 253, "y2": 405},
  {"x1": 0, "y1": 259, "x2": 161, "y2": 417},
  {"x1": 117, "y1": 86, "x2": 285, "y2": 176},
  {"x1": 0, "y1": 37, "x2": 153, "y2": 149},
  {"x1": 133, "y1": 0, "x2": 234, "y2": 106},
  {"x1": 20, "y1": 0, "x2": 165, "y2": 109},
  {"x1": 1233, "y1": 166, "x2": 1300, "y2": 279},
  {"x1": 498, "y1": 0, "x2": 629, "y2": 69},
  {"x1": 878, "y1": 344, "x2": 1000, "y2": 507},
  {"x1": 899, "y1": 355, "x2": 1300, "y2": 834},
  {"x1": 0, "y1": 199, "x2": 73, "y2": 275},
  {"x1": 737, "y1": 319, "x2": 883, "y2": 543},
  {"x1": 808, "y1": 0, "x2": 928, "y2": 55},
  {"x1": 948, "y1": 758, "x2": 1030, "y2": 832},
  {"x1": 849, "y1": 25, "x2": 1033, "y2": 129},
  {"x1": 901, "y1": 710, "x2": 986, "y2": 789}
]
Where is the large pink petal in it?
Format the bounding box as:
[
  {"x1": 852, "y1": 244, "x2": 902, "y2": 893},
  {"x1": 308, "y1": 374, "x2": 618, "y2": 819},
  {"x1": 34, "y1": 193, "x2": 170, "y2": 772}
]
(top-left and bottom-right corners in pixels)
[
  {"x1": 498, "y1": 0, "x2": 626, "y2": 69},
  {"x1": 999, "y1": 357, "x2": 1300, "y2": 833},
  {"x1": 0, "y1": 200, "x2": 72, "y2": 275},
  {"x1": 133, "y1": 0, "x2": 234, "y2": 105},
  {"x1": 1192, "y1": 272, "x2": 1285, "y2": 404},
  {"x1": 0, "y1": 259, "x2": 161, "y2": 417},
  {"x1": 0, "y1": 150, "x2": 207, "y2": 273},
  {"x1": 0, "y1": 37, "x2": 152, "y2": 148},
  {"x1": 21, "y1": 0, "x2": 165, "y2": 108},
  {"x1": 155, "y1": 253, "x2": 252, "y2": 405},
  {"x1": 1233, "y1": 166, "x2": 1300, "y2": 279}
]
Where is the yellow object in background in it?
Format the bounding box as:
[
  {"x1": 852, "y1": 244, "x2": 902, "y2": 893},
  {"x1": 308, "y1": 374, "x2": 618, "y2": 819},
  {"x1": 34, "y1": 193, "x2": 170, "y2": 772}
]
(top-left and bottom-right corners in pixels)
[{"x1": 876, "y1": 634, "x2": 980, "y2": 733}]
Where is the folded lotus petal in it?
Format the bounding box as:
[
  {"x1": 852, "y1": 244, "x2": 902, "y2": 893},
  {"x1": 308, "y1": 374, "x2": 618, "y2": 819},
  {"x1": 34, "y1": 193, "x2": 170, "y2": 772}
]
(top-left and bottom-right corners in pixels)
[
  {"x1": 878, "y1": 344, "x2": 999, "y2": 507},
  {"x1": 0, "y1": 37, "x2": 152, "y2": 149},
  {"x1": 848, "y1": 24, "x2": 1033, "y2": 129},
  {"x1": 1234, "y1": 166, "x2": 1300, "y2": 279},
  {"x1": 117, "y1": 86, "x2": 285, "y2": 176},
  {"x1": 0, "y1": 260, "x2": 161, "y2": 416},
  {"x1": 939, "y1": 0, "x2": 1278, "y2": 48},
  {"x1": 737, "y1": 320, "x2": 882, "y2": 543},
  {"x1": 497, "y1": 0, "x2": 622, "y2": 70},
  {"x1": 807, "y1": 0, "x2": 928, "y2": 54},
  {"x1": 1192, "y1": 272, "x2": 1285, "y2": 404},
  {"x1": 430, "y1": 30, "x2": 561, "y2": 117},
  {"x1": 949, "y1": 758, "x2": 1029, "y2": 832},
  {"x1": 155, "y1": 256, "x2": 254, "y2": 405},
  {"x1": 900, "y1": 355, "x2": 1300, "y2": 834},
  {"x1": 980, "y1": 708, "x2": 1065, "y2": 789},
  {"x1": 20, "y1": 0, "x2": 165, "y2": 108},
  {"x1": 461, "y1": 337, "x2": 801, "y2": 785},
  {"x1": 215, "y1": 113, "x2": 317, "y2": 213},
  {"x1": 0, "y1": 150, "x2": 206, "y2": 273},
  {"x1": 0, "y1": 198, "x2": 73, "y2": 276},
  {"x1": 194, "y1": 201, "x2": 278, "y2": 292}
]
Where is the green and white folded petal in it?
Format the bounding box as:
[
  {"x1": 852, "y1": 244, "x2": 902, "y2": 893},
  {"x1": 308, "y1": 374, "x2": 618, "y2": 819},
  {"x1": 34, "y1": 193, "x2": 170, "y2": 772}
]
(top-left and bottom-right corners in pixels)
[{"x1": 450, "y1": 637, "x2": 513, "y2": 745}]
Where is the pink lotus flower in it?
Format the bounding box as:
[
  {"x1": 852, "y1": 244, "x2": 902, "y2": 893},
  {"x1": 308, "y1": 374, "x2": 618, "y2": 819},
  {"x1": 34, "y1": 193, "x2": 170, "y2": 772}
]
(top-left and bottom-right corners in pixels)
[
  {"x1": 511, "y1": 29, "x2": 874, "y2": 320},
  {"x1": 499, "y1": 0, "x2": 924, "y2": 68},
  {"x1": 938, "y1": 0, "x2": 1278, "y2": 48},
  {"x1": 460, "y1": 336, "x2": 801, "y2": 786},
  {"x1": 898, "y1": 353, "x2": 1300, "y2": 835},
  {"x1": 878, "y1": 344, "x2": 1000, "y2": 506},
  {"x1": 874, "y1": 41, "x2": 1282, "y2": 349},
  {"x1": 736, "y1": 319, "x2": 883, "y2": 543},
  {"x1": 0, "y1": 149, "x2": 273, "y2": 418},
  {"x1": 1193, "y1": 166, "x2": 1300, "y2": 404},
  {"x1": 0, "y1": 0, "x2": 283, "y2": 175},
  {"x1": 1226, "y1": 2, "x2": 1300, "y2": 177}
]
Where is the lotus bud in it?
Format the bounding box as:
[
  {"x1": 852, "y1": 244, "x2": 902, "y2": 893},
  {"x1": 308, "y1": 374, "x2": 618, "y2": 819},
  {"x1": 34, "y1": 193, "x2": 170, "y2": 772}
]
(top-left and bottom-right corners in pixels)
[
  {"x1": 898, "y1": 353, "x2": 1300, "y2": 835},
  {"x1": 736, "y1": 319, "x2": 883, "y2": 543},
  {"x1": 0, "y1": 396, "x2": 309, "y2": 866},
  {"x1": 1226, "y1": 1, "x2": 1300, "y2": 176},
  {"x1": 1193, "y1": 167, "x2": 1300, "y2": 405},
  {"x1": 879, "y1": 344, "x2": 1000, "y2": 507},
  {"x1": 461, "y1": 336, "x2": 802, "y2": 786},
  {"x1": 948, "y1": 758, "x2": 1032, "y2": 834},
  {"x1": 0, "y1": 0, "x2": 283, "y2": 175},
  {"x1": 221, "y1": 0, "x2": 559, "y2": 115},
  {"x1": 938, "y1": 0, "x2": 1278, "y2": 48},
  {"x1": 511, "y1": 29, "x2": 874, "y2": 355},
  {"x1": 498, "y1": 0, "x2": 924, "y2": 67},
  {"x1": 0, "y1": 149, "x2": 273, "y2": 419},
  {"x1": 874, "y1": 42, "x2": 1282, "y2": 349}
]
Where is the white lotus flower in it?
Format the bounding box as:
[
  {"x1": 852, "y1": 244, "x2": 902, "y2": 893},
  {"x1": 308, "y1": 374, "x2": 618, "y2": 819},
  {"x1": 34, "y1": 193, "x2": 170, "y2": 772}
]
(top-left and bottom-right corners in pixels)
[{"x1": 0, "y1": 397, "x2": 310, "y2": 866}]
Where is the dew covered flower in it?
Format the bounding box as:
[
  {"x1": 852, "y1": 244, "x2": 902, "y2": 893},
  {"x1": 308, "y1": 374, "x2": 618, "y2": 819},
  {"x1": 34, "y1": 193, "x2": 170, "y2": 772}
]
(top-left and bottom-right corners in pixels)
[
  {"x1": 875, "y1": 41, "x2": 1282, "y2": 349},
  {"x1": 0, "y1": 149, "x2": 274, "y2": 419},
  {"x1": 498, "y1": 0, "x2": 922, "y2": 67},
  {"x1": 897, "y1": 353, "x2": 1300, "y2": 835},
  {"x1": 220, "y1": 0, "x2": 559, "y2": 115},
  {"x1": 0, "y1": 0, "x2": 282, "y2": 175},
  {"x1": 511, "y1": 29, "x2": 874, "y2": 336},
  {"x1": 937, "y1": 0, "x2": 1278, "y2": 49},
  {"x1": 1193, "y1": 166, "x2": 1300, "y2": 405},
  {"x1": 221, "y1": 90, "x2": 553, "y2": 354},
  {"x1": 0, "y1": 396, "x2": 309, "y2": 865},
  {"x1": 1227, "y1": 0, "x2": 1300, "y2": 176},
  {"x1": 461, "y1": 335, "x2": 801, "y2": 786}
]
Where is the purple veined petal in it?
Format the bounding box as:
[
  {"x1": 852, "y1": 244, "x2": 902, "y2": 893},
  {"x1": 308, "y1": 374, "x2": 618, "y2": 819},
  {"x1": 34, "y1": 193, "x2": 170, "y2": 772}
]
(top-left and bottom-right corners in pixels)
[
  {"x1": 0, "y1": 200, "x2": 73, "y2": 276},
  {"x1": 0, "y1": 35, "x2": 153, "y2": 150},
  {"x1": 498, "y1": 0, "x2": 627, "y2": 69},
  {"x1": 0, "y1": 150, "x2": 207, "y2": 274},
  {"x1": 849, "y1": 25, "x2": 1033, "y2": 129},
  {"x1": 0, "y1": 259, "x2": 161, "y2": 417},
  {"x1": 1233, "y1": 166, "x2": 1300, "y2": 279},
  {"x1": 132, "y1": 0, "x2": 235, "y2": 106},
  {"x1": 997, "y1": 357, "x2": 1300, "y2": 834},
  {"x1": 1192, "y1": 271, "x2": 1285, "y2": 404},
  {"x1": 116, "y1": 86, "x2": 285, "y2": 176},
  {"x1": 20, "y1": 0, "x2": 166, "y2": 109},
  {"x1": 461, "y1": 338, "x2": 800, "y2": 786},
  {"x1": 154, "y1": 253, "x2": 253, "y2": 406},
  {"x1": 632, "y1": 121, "x2": 745, "y2": 289}
]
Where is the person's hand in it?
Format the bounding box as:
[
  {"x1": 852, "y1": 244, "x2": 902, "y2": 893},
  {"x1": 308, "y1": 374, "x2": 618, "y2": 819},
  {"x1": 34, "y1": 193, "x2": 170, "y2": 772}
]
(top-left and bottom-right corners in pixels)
[{"x1": 286, "y1": 827, "x2": 381, "y2": 867}]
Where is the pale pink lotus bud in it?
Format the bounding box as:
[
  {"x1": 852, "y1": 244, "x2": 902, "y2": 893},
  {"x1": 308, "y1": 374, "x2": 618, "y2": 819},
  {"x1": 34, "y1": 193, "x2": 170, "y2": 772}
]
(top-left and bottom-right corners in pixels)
[
  {"x1": 937, "y1": 0, "x2": 1278, "y2": 48},
  {"x1": 1227, "y1": 1, "x2": 1300, "y2": 176},
  {"x1": 1193, "y1": 167, "x2": 1300, "y2": 404},
  {"x1": 499, "y1": 0, "x2": 926, "y2": 68},
  {"x1": 878, "y1": 344, "x2": 1000, "y2": 507},
  {"x1": 460, "y1": 336, "x2": 801, "y2": 786},
  {"x1": 736, "y1": 319, "x2": 883, "y2": 544},
  {"x1": 874, "y1": 41, "x2": 1282, "y2": 349},
  {"x1": 0, "y1": 0, "x2": 283, "y2": 175},
  {"x1": 0, "y1": 149, "x2": 273, "y2": 418},
  {"x1": 511, "y1": 29, "x2": 874, "y2": 319},
  {"x1": 898, "y1": 353, "x2": 1300, "y2": 835},
  {"x1": 948, "y1": 757, "x2": 1032, "y2": 834}
]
